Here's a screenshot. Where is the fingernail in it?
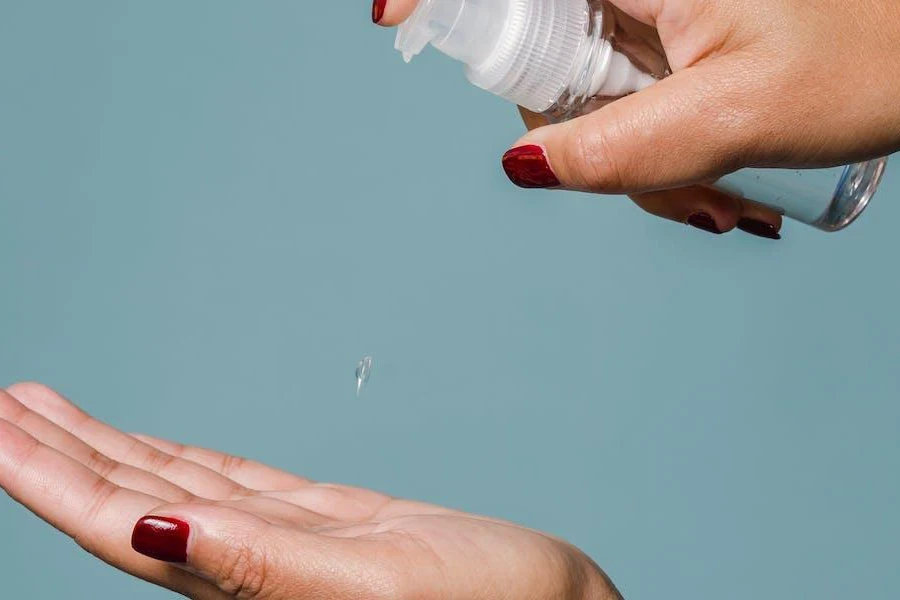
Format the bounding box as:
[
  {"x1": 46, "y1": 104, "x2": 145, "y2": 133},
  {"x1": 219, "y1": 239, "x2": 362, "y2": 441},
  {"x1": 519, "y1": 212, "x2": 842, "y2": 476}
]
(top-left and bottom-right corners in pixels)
[
  {"x1": 501, "y1": 145, "x2": 561, "y2": 189},
  {"x1": 372, "y1": 0, "x2": 387, "y2": 23},
  {"x1": 737, "y1": 218, "x2": 781, "y2": 240},
  {"x1": 686, "y1": 212, "x2": 723, "y2": 235},
  {"x1": 132, "y1": 516, "x2": 189, "y2": 563}
]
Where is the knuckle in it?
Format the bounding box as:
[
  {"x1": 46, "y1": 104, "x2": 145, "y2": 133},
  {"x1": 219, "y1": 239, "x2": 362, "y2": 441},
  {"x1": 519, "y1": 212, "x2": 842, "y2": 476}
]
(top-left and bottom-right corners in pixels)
[
  {"x1": 143, "y1": 447, "x2": 177, "y2": 475},
  {"x1": 217, "y1": 454, "x2": 255, "y2": 499},
  {"x1": 564, "y1": 121, "x2": 627, "y2": 192},
  {"x1": 77, "y1": 480, "x2": 118, "y2": 553},
  {"x1": 85, "y1": 448, "x2": 118, "y2": 479},
  {"x1": 216, "y1": 538, "x2": 270, "y2": 599},
  {"x1": 0, "y1": 391, "x2": 29, "y2": 422},
  {"x1": 220, "y1": 454, "x2": 246, "y2": 479},
  {"x1": 4, "y1": 427, "x2": 41, "y2": 470}
]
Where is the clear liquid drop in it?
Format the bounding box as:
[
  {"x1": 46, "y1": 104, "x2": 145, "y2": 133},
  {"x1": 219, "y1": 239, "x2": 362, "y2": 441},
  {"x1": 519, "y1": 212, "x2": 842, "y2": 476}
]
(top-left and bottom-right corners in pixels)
[{"x1": 355, "y1": 356, "x2": 373, "y2": 396}]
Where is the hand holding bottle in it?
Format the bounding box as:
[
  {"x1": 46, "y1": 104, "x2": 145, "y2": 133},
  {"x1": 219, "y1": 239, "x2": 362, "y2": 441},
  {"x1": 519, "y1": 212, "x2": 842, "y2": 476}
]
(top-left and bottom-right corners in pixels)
[{"x1": 374, "y1": 0, "x2": 900, "y2": 238}]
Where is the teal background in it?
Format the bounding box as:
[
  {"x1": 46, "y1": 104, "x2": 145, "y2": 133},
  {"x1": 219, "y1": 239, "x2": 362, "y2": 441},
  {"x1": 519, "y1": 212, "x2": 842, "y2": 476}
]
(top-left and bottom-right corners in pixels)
[{"x1": 2, "y1": 2, "x2": 899, "y2": 598}]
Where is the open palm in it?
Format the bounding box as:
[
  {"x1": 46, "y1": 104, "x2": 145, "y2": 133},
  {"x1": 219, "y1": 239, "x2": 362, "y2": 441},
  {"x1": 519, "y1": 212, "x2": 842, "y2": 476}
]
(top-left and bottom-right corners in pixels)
[{"x1": 0, "y1": 383, "x2": 617, "y2": 599}]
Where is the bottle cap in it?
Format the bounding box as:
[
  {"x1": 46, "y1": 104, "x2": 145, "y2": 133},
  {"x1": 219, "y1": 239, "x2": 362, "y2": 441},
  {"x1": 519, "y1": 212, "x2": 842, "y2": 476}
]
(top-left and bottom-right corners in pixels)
[{"x1": 395, "y1": 0, "x2": 591, "y2": 113}]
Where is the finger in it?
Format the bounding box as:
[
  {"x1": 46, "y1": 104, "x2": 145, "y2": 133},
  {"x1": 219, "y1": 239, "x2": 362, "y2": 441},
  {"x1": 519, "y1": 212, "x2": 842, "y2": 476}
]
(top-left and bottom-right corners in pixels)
[
  {"x1": 0, "y1": 390, "x2": 195, "y2": 503},
  {"x1": 0, "y1": 418, "x2": 224, "y2": 600},
  {"x1": 502, "y1": 61, "x2": 760, "y2": 194},
  {"x1": 731, "y1": 196, "x2": 784, "y2": 240},
  {"x1": 372, "y1": 0, "x2": 419, "y2": 25},
  {"x1": 131, "y1": 504, "x2": 392, "y2": 598},
  {"x1": 635, "y1": 187, "x2": 782, "y2": 238},
  {"x1": 129, "y1": 433, "x2": 395, "y2": 522},
  {"x1": 7, "y1": 383, "x2": 248, "y2": 500},
  {"x1": 131, "y1": 433, "x2": 310, "y2": 491},
  {"x1": 519, "y1": 108, "x2": 781, "y2": 238}
]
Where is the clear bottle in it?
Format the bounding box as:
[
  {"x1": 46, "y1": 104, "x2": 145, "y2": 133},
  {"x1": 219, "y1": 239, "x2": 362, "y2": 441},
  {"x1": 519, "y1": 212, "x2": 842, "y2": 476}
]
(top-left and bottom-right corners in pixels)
[{"x1": 395, "y1": 0, "x2": 889, "y2": 231}]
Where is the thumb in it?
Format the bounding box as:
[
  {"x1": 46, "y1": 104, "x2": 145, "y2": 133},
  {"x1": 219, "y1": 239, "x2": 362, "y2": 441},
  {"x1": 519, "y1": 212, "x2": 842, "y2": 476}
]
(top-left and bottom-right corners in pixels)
[
  {"x1": 501, "y1": 62, "x2": 759, "y2": 194},
  {"x1": 130, "y1": 504, "x2": 304, "y2": 598}
]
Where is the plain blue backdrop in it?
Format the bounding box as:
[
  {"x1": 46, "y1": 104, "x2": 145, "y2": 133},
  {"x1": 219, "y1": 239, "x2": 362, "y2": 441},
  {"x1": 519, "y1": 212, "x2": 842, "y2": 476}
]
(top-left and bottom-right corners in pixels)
[{"x1": 2, "y1": 2, "x2": 898, "y2": 598}]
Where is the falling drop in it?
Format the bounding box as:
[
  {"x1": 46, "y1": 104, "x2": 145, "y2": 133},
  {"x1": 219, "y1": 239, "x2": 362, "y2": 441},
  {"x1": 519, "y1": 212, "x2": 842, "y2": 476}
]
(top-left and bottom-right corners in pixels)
[{"x1": 355, "y1": 355, "x2": 373, "y2": 396}]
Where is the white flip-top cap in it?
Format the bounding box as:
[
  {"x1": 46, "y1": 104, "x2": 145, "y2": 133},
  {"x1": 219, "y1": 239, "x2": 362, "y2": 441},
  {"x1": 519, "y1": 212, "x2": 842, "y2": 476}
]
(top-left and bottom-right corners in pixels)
[{"x1": 396, "y1": 0, "x2": 591, "y2": 113}]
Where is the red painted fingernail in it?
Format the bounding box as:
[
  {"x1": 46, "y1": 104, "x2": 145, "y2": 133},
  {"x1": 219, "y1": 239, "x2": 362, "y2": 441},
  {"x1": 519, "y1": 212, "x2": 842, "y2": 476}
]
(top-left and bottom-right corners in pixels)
[
  {"x1": 686, "y1": 212, "x2": 723, "y2": 235},
  {"x1": 372, "y1": 0, "x2": 387, "y2": 23},
  {"x1": 132, "y1": 516, "x2": 189, "y2": 563},
  {"x1": 737, "y1": 218, "x2": 781, "y2": 240},
  {"x1": 501, "y1": 145, "x2": 561, "y2": 189}
]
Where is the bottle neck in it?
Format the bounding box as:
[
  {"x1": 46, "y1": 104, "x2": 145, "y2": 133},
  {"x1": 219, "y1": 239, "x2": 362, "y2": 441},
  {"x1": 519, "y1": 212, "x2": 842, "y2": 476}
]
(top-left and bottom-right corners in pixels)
[{"x1": 543, "y1": 1, "x2": 665, "y2": 122}]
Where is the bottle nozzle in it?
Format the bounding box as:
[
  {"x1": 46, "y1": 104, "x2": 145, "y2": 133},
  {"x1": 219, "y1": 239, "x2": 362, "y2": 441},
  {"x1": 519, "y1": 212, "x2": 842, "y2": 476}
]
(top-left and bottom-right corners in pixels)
[
  {"x1": 395, "y1": 0, "x2": 507, "y2": 66},
  {"x1": 394, "y1": 0, "x2": 440, "y2": 62}
]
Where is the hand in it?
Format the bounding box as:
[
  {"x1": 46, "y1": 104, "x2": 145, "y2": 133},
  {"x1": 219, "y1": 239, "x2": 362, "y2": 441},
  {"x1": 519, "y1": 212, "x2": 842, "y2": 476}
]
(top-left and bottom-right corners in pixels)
[
  {"x1": 0, "y1": 383, "x2": 619, "y2": 600},
  {"x1": 373, "y1": 0, "x2": 900, "y2": 238}
]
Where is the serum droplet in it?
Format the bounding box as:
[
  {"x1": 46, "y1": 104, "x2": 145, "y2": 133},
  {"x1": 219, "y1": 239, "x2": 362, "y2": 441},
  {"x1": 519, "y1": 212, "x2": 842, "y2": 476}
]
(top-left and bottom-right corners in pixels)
[{"x1": 355, "y1": 356, "x2": 373, "y2": 396}]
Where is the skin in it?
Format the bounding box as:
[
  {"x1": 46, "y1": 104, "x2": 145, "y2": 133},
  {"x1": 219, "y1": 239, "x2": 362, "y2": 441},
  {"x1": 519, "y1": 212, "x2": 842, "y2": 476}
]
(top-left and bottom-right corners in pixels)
[
  {"x1": 3, "y1": 3, "x2": 900, "y2": 598},
  {"x1": 0, "y1": 383, "x2": 621, "y2": 599},
  {"x1": 377, "y1": 0, "x2": 900, "y2": 236}
]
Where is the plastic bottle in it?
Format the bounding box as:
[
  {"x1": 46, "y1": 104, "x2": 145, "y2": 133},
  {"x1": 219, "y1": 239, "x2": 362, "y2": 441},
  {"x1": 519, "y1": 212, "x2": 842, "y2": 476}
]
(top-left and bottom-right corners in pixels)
[{"x1": 394, "y1": 0, "x2": 889, "y2": 231}]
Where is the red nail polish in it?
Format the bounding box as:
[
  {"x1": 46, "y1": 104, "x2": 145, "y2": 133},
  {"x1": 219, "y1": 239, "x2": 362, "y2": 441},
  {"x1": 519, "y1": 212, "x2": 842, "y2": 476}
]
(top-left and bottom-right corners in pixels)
[
  {"x1": 132, "y1": 516, "x2": 189, "y2": 563},
  {"x1": 502, "y1": 145, "x2": 561, "y2": 189},
  {"x1": 372, "y1": 0, "x2": 387, "y2": 23},
  {"x1": 686, "y1": 212, "x2": 723, "y2": 235},
  {"x1": 737, "y1": 218, "x2": 781, "y2": 240}
]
